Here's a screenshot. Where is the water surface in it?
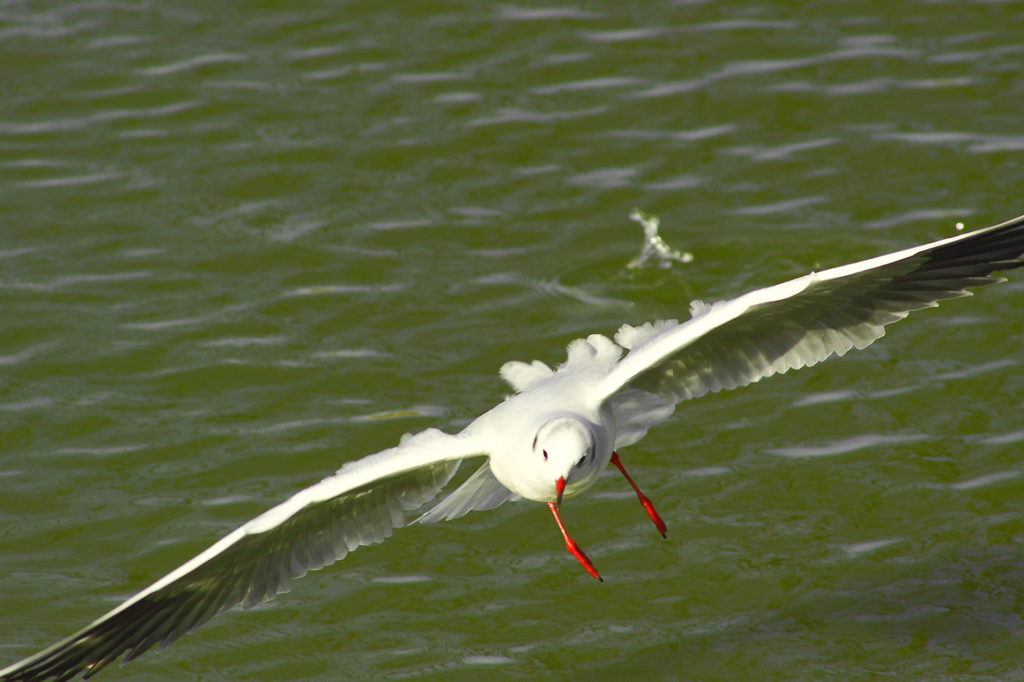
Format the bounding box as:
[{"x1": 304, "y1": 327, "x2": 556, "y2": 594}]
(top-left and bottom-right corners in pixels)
[{"x1": 2, "y1": 1, "x2": 1024, "y2": 680}]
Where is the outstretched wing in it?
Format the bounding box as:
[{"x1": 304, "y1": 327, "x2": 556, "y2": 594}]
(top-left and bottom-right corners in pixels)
[
  {"x1": 0, "y1": 428, "x2": 488, "y2": 682},
  {"x1": 598, "y1": 213, "x2": 1024, "y2": 403}
]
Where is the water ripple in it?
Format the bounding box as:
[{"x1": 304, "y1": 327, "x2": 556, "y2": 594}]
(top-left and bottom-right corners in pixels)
[
  {"x1": 682, "y1": 20, "x2": 800, "y2": 32},
  {"x1": 202, "y1": 494, "x2": 257, "y2": 507},
  {"x1": 769, "y1": 433, "x2": 929, "y2": 458},
  {"x1": 351, "y1": 405, "x2": 448, "y2": 422},
  {"x1": 531, "y1": 76, "x2": 643, "y2": 95},
  {"x1": 875, "y1": 131, "x2": 1024, "y2": 153},
  {"x1": 732, "y1": 196, "x2": 829, "y2": 216},
  {"x1": 202, "y1": 80, "x2": 274, "y2": 91},
  {"x1": 452, "y1": 271, "x2": 625, "y2": 307},
  {"x1": 604, "y1": 123, "x2": 735, "y2": 141},
  {"x1": 4, "y1": 271, "x2": 150, "y2": 291},
  {"x1": 139, "y1": 53, "x2": 248, "y2": 77},
  {"x1": 284, "y1": 283, "x2": 405, "y2": 296},
  {"x1": 266, "y1": 220, "x2": 329, "y2": 242},
  {"x1": 980, "y1": 430, "x2": 1024, "y2": 445},
  {"x1": 0, "y1": 397, "x2": 54, "y2": 412},
  {"x1": 16, "y1": 171, "x2": 125, "y2": 189},
  {"x1": 582, "y1": 21, "x2": 800, "y2": 43},
  {"x1": 304, "y1": 63, "x2": 389, "y2": 81},
  {"x1": 581, "y1": 28, "x2": 667, "y2": 42},
  {"x1": 725, "y1": 138, "x2": 840, "y2": 161},
  {"x1": 0, "y1": 20, "x2": 96, "y2": 41},
  {"x1": 286, "y1": 45, "x2": 350, "y2": 61},
  {"x1": 0, "y1": 101, "x2": 201, "y2": 135},
  {"x1": 498, "y1": 6, "x2": 603, "y2": 20},
  {"x1": 684, "y1": 466, "x2": 731, "y2": 477},
  {"x1": 371, "y1": 575, "x2": 432, "y2": 584},
  {"x1": 645, "y1": 175, "x2": 701, "y2": 191},
  {"x1": 86, "y1": 36, "x2": 150, "y2": 49},
  {"x1": 0, "y1": 346, "x2": 44, "y2": 366},
  {"x1": 393, "y1": 72, "x2": 468, "y2": 84},
  {"x1": 793, "y1": 390, "x2": 859, "y2": 407},
  {"x1": 565, "y1": 167, "x2": 636, "y2": 188},
  {"x1": 514, "y1": 164, "x2": 560, "y2": 176},
  {"x1": 538, "y1": 53, "x2": 590, "y2": 65},
  {"x1": 435, "y1": 93, "x2": 482, "y2": 104},
  {"x1": 932, "y1": 359, "x2": 1017, "y2": 381},
  {"x1": 843, "y1": 538, "x2": 902, "y2": 556},
  {"x1": 0, "y1": 246, "x2": 44, "y2": 260},
  {"x1": 363, "y1": 219, "x2": 434, "y2": 231},
  {"x1": 460, "y1": 655, "x2": 514, "y2": 665},
  {"x1": 770, "y1": 76, "x2": 975, "y2": 95},
  {"x1": 52, "y1": 445, "x2": 149, "y2": 457},
  {"x1": 468, "y1": 105, "x2": 606, "y2": 126},
  {"x1": 313, "y1": 349, "x2": 389, "y2": 359},
  {"x1": 632, "y1": 46, "x2": 921, "y2": 99},
  {"x1": 122, "y1": 315, "x2": 209, "y2": 331},
  {"x1": 201, "y1": 336, "x2": 288, "y2": 348},
  {"x1": 864, "y1": 208, "x2": 976, "y2": 230},
  {"x1": 950, "y1": 471, "x2": 1021, "y2": 490},
  {"x1": 927, "y1": 44, "x2": 1024, "y2": 64}
]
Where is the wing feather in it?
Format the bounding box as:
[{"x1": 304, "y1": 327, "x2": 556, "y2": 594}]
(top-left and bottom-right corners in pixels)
[
  {"x1": 1, "y1": 429, "x2": 488, "y2": 682},
  {"x1": 608, "y1": 389, "x2": 675, "y2": 448},
  {"x1": 598, "y1": 213, "x2": 1024, "y2": 403},
  {"x1": 415, "y1": 460, "x2": 519, "y2": 524}
]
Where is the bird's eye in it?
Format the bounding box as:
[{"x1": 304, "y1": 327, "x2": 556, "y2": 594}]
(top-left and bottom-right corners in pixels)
[
  {"x1": 542, "y1": 450, "x2": 548, "y2": 461},
  {"x1": 576, "y1": 456, "x2": 586, "y2": 468}
]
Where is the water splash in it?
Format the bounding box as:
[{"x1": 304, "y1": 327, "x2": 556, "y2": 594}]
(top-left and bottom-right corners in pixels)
[{"x1": 627, "y1": 209, "x2": 693, "y2": 269}]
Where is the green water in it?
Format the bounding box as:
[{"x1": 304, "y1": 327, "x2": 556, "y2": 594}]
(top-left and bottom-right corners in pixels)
[{"x1": 2, "y1": 1, "x2": 1024, "y2": 680}]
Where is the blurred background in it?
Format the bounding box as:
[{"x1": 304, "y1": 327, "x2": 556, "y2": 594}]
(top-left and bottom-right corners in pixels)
[{"x1": 2, "y1": 1, "x2": 1023, "y2": 679}]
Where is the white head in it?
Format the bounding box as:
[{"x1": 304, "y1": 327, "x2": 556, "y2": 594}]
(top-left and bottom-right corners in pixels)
[{"x1": 531, "y1": 416, "x2": 596, "y2": 505}]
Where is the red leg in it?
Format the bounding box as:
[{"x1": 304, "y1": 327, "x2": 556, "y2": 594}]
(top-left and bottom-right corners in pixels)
[
  {"x1": 611, "y1": 451, "x2": 667, "y2": 537},
  {"x1": 547, "y1": 501, "x2": 602, "y2": 582}
]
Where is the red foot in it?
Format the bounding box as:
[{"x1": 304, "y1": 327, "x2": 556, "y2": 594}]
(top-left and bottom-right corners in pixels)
[
  {"x1": 611, "y1": 451, "x2": 667, "y2": 537},
  {"x1": 547, "y1": 501, "x2": 602, "y2": 582}
]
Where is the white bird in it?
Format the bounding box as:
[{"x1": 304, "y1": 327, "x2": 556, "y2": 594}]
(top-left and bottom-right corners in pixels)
[{"x1": 4, "y1": 213, "x2": 1024, "y2": 681}]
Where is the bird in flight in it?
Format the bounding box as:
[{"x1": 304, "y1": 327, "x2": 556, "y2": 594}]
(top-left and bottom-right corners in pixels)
[{"x1": 3, "y1": 213, "x2": 1024, "y2": 681}]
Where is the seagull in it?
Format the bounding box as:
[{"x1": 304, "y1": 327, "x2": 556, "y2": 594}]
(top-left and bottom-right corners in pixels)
[{"x1": 4, "y1": 213, "x2": 1024, "y2": 681}]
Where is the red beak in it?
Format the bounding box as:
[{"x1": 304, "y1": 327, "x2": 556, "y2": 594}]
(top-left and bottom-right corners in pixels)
[{"x1": 555, "y1": 476, "x2": 566, "y2": 509}]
